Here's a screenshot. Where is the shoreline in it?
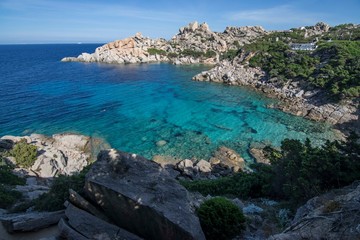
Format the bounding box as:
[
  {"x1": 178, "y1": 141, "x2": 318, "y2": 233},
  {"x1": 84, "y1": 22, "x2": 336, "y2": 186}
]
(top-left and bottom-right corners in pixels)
[
  {"x1": 60, "y1": 21, "x2": 358, "y2": 136},
  {"x1": 192, "y1": 59, "x2": 359, "y2": 136}
]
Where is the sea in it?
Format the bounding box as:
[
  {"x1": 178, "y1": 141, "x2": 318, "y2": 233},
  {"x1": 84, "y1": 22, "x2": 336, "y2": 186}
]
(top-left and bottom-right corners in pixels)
[{"x1": 0, "y1": 44, "x2": 338, "y2": 161}]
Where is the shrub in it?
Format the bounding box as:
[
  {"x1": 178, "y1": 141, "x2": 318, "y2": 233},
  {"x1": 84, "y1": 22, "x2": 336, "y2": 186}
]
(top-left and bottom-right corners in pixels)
[
  {"x1": 197, "y1": 197, "x2": 246, "y2": 240},
  {"x1": 180, "y1": 49, "x2": 204, "y2": 58},
  {"x1": 0, "y1": 165, "x2": 26, "y2": 186},
  {"x1": 9, "y1": 139, "x2": 37, "y2": 168},
  {"x1": 167, "y1": 52, "x2": 178, "y2": 58},
  {"x1": 180, "y1": 163, "x2": 272, "y2": 198},
  {"x1": 204, "y1": 50, "x2": 216, "y2": 58},
  {"x1": 34, "y1": 165, "x2": 91, "y2": 211},
  {"x1": 0, "y1": 185, "x2": 22, "y2": 208},
  {"x1": 147, "y1": 48, "x2": 167, "y2": 56},
  {"x1": 220, "y1": 49, "x2": 240, "y2": 61},
  {"x1": 267, "y1": 134, "x2": 360, "y2": 204}
]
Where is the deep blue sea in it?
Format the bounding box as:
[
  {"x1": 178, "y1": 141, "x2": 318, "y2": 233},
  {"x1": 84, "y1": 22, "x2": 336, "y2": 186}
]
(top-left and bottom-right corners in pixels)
[{"x1": 0, "y1": 44, "x2": 338, "y2": 161}]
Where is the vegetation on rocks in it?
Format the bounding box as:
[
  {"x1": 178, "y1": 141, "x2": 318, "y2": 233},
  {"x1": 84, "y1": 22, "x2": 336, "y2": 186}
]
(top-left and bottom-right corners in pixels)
[
  {"x1": 0, "y1": 165, "x2": 25, "y2": 208},
  {"x1": 180, "y1": 163, "x2": 272, "y2": 198},
  {"x1": 182, "y1": 133, "x2": 360, "y2": 207},
  {"x1": 220, "y1": 49, "x2": 240, "y2": 61},
  {"x1": 197, "y1": 197, "x2": 246, "y2": 240},
  {"x1": 0, "y1": 165, "x2": 26, "y2": 186},
  {"x1": 34, "y1": 165, "x2": 91, "y2": 211},
  {"x1": 239, "y1": 24, "x2": 360, "y2": 100},
  {"x1": 265, "y1": 133, "x2": 360, "y2": 203},
  {"x1": 180, "y1": 49, "x2": 216, "y2": 58},
  {"x1": 9, "y1": 139, "x2": 37, "y2": 168},
  {"x1": 147, "y1": 48, "x2": 167, "y2": 56},
  {"x1": 0, "y1": 185, "x2": 23, "y2": 209}
]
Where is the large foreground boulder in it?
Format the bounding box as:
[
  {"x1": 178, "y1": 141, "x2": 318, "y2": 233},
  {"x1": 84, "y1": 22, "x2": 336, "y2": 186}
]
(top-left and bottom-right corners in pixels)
[
  {"x1": 62, "y1": 202, "x2": 142, "y2": 240},
  {"x1": 84, "y1": 149, "x2": 206, "y2": 240}
]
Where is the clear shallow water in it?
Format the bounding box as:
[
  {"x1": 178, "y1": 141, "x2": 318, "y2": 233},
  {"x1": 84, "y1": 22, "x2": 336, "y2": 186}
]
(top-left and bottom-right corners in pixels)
[{"x1": 0, "y1": 44, "x2": 338, "y2": 161}]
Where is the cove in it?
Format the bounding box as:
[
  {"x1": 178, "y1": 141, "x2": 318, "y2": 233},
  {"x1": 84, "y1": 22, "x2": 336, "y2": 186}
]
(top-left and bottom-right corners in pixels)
[{"x1": 0, "y1": 44, "x2": 338, "y2": 162}]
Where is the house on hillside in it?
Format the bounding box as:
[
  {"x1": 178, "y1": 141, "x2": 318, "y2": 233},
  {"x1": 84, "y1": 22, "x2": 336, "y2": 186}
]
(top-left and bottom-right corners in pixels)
[{"x1": 290, "y1": 42, "x2": 317, "y2": 51}]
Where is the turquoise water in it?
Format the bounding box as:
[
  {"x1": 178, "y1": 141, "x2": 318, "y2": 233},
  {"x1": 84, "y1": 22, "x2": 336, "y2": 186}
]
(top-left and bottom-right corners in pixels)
[{"x1": 0, "y1": 44, "x2": 338, "y2": 161}]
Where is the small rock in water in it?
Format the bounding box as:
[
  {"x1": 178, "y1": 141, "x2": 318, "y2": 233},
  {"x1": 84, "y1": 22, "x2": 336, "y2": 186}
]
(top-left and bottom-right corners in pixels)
[{"x1": 156, "y1": 140, "x2": 167, "y2": 147}]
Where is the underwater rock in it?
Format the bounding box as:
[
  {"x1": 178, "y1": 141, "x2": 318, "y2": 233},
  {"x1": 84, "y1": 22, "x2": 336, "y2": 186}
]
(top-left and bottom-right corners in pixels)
[{"x1": 156, "y1": 140, "x2": 168, "y2": 147}]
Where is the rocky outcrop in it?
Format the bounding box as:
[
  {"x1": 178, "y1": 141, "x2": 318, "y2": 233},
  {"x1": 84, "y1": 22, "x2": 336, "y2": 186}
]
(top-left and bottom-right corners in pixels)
[
  {"x1": 62, "y1": 32, "x2": 170, "y2": 64},
  {"x1": 1, "y1": 133, "x2": 93, "y2": 178},
  {"x1": 221, "y1": 25, "x2": 267, "y2": 46},
  {"x1": 83, "y1": 149, "x2": 206, "y2": 240},
  {"x1": 193, "y1": 59, "x2": 265, "y2": 86},
  {"x1": 269, "y1": 181, "x2": 360, "y2": 240},
  {"x1": 211, "y1": 146, "x2": 245, "y2": 172},
  {"x1": 170, "y1": 21, "x2": 267, "y2": 64},
  {"x1": 1, "y1": 133, "x2": 107, "y2": 203},
  {"x1": 249, "y1": 148, "x2": 270, "y2": 165},
  {"x1": 153, "y1": 146, "x2": 246, "y2": 180},
  {"x1": 301, "y1": 22, "x2": 331, "y2": 38}
]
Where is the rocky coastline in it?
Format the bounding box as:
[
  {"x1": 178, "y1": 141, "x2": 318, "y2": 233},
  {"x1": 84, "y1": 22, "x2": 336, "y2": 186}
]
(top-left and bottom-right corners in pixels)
[
  {"x1": 192, "y1": 56, "x2": 359, "y2": 133},
  {"x1": 61, "y1": 21, "x2": 358, "y2": 133}
]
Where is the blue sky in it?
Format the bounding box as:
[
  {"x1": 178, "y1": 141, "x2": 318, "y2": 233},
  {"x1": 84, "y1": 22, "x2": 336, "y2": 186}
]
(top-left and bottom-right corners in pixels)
[{"x1": 0, "y1": 0, "x2": 359, "y2": 44}]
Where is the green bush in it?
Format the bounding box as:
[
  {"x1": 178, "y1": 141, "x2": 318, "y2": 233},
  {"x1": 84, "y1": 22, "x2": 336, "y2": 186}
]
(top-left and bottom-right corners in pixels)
[
  {"x1": 220, "y1": 49, "x2": 240, "y2": 61},
  {"x1": 147, "y1": 48, "x2": 167, "y2": 56},
  {"x1": 266, "y1": 134, "x2": 360, "y2": 204},
  {"x1": 180, "y1": 49, "x2": 204, "y2": 58},
  {"x1": 34, "y1": 165, "x2": 91, "y2": 211},
  {"x1": 180, "y1": 163, "x2": 272, "y2": 198},
  {"x1": 9, "y1": 139, "x2": 37, "y2": 168},
  {"x1": 167, "y1": 52, "x2": 178, "y2": 58},
  {"x1": 197, "y1": 197, "x2": 246, "y2": 240},
  {"x1": 204, "y1": 50, "x2": 216, "y2": 58},
  {"x1": 183, "y1": 134, "x2": 360, "y2": 208},
  {"x1": 0, "y1": 185, "x2": 22, "y2": 208},
  {"x1": 0, "y1": 165, "x2": 26, "y2": 186}
]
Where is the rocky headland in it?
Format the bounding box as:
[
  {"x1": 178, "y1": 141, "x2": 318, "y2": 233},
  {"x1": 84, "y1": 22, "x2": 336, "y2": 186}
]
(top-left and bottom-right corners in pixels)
[{"x1": 62, "y1": 21, "x2": 267, "y2": 65}]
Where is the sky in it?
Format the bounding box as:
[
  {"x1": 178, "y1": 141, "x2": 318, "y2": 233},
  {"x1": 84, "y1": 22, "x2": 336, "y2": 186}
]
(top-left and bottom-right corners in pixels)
[{"x1": 0, "y1": 0, "x2": 359, "y2": 44}]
